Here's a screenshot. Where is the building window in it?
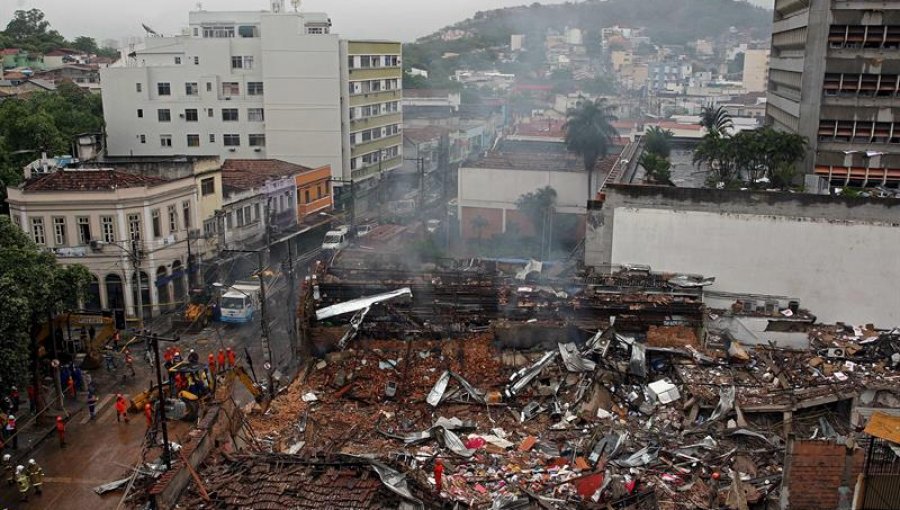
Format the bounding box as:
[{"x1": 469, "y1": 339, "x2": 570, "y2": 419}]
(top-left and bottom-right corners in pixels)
[
  {"x1": 222, "y1": 108, "x2": 239, "y2": 121},
  {"x1": 157, "y1": 82, "x2": 171, "y2": 96},
  {"x1": 209, "y1": 134, "x2": 216, "y2": 143},
  {"x1": 207, "y1": 108, "x2": 214, "y2": 117},
  {"x1": 137, "y1": 109, "x2": 143, "y2": 118},
  {"x1": 101, "y1": 216, "x2": 115, "y2": 242},
  {"x1": 29, "y1": 217, "x2": 45, "y2": 245},
  {"x1": 174, "y1": 56, "x2": 182, "y2": 65},
  {"x1": 160, "y1": 135, "x2": 172, "y2": 147},
  {"x1": 136, "y1": 83, "x2": 142, "y2": 93},
  {"x1": 182, "y1": 201, "x2": 192, "y2": 229},
  {"x1": 52, "y1": 217, "x2": 66, "y2": 246},
  {"x1": 185, "y1": 108, "x2": 198, "y2": 121},
  {"x1": 168, "y1": 204, "x2": 178, "y2": 232},
  {"x1": 185, "y1": 82, "x2": 198, "y2": 96},
  {"x1": 140, "y1": 134, "x2": 146, "y2": 144},
  {"x1": 249, "y1": 134, "x2": 266, "y2": 147},
  {"x1": 158, "y1": 109, "x2": 171, "y2": 122},
  {"x1": 127, "y1": 213, "x2": 142, "y2": 241},
  {"x1": 248, "y1": 82, "x2": 264, "y2": 95},
  {"x1": 223, "y1": 134, "x2": 240, "y2": 146},
  {"x1": 348, "y1": 56, "x2": 354, "y2": 69},
  {"x1": 77, "y1": 216, "x2": 91, "y2": 244},
  {"x1": 203, "y1": 219, "x2": 216, "y2": 236},
  {"x1": 238, "y1": 25, "x2": 259, "y2": 38},
  {"x1": 222, "y1": 82, "x2": 239, "y2": 96},
  {"x1": 187, "y1": 134, "x2": 200, "y2": 147},
  {"x1": 151, "y1": 209, "x2": 162, "y2": 238},
  {"x1": 304, "y1": 189, "x2": 311, "y2": 204},
  {"x1": 248, "y1": 108, "x2": 264, "y2": 122},
  {"x1": 203, "y1": 25, "x2": 235, "y2": 38},
  {"x1": 231, "y1": 56, "x2": 253, "y2": 69},
  {"x1": 194, "y1": 56, "x2": 200, "y2": 65},
  {"x1": 201, "y1": 177, "x2": 215, "y2": 196},
  {"x1": 206, "y1": 82, "x2": 212, "y2": 92}
]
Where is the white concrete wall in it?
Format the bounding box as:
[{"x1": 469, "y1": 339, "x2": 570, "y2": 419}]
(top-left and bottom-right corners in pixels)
[
  {"x1": 610, "y1": 207, "x2": 900, "y2": 325},
  {"x1": 458, "y1": 166, "x2": 592, "y2": 215},
  {"x1": 101, "y1": 9, "x2": 342, "y2": 175}
]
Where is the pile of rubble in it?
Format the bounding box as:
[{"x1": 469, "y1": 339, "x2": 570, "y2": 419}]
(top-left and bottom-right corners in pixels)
[{"x1": 219, "y1": 323, "x2": 899, "y2": 509}]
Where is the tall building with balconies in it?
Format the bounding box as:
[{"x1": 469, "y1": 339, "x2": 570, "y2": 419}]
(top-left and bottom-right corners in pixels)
[
  {"x1": 766, "y1": 0, "x2": 900, "y2": 187},
  {"x1": 339, "y1": 40, "x2": 404, "y2": 198},
  {"x1": 100, "y1": 1, "x2": 402, "y2": 189}
]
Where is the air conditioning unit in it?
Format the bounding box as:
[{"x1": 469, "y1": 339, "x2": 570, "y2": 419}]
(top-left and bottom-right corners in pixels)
[
  {"x1": 89, "y1": 239, "x2": 103, "y2": 251},
  {"x1": 254, "y1": 147, "x2": 262, "y2": 152},
  {"x1": 179, "y1": 113, "x2": 185, "y2": 118},
  {"x1": 825, "y1": 348, "x2": 845, "y2": 359},
  {"x1": 228, "y1": 147, "x2": 237, "y2": 152}
]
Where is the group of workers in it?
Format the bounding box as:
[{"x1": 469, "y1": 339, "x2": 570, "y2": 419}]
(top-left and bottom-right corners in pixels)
[{"x1": 3, "y1": 455, "x2": 44, "y2": 502}]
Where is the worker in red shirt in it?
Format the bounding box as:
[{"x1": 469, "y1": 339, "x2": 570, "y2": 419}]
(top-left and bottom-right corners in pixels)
[
  {"x1": 55, "y1": 416, "x2": 66, "y2": 448},
  {"x1": 144, "y1": 403, "x2": 153, "y2": 428},
  {"x1": 208, "y1": 353, "x2": 217, "y2": 375},
  {"x1": 226, "y1": 347, "x2": 236, "y2": 368},
  {"x1": 218, "y1": 349, "x2": 226, "y2": 371},
  {"x1": 66, "y1": 375, "x2": 76, "y2": 400},
  {"x1": 434, "y1": 458, "x2": 444, "y2": 494},
  {"x1": 114, "y1": 394, "x2": 129, "y2": 423}
]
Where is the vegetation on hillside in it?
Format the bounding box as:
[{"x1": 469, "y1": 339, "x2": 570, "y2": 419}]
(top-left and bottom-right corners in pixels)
[
  {"x1": 0, "y1": 9, "x2": 118, "y2": 57},
  {"x1": 404, "y1": 0, "x2": 771, "y2": 85}
]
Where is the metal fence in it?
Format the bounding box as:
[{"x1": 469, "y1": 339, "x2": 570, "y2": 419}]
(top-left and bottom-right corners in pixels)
[{"x1": 860, "y1": 437, "x2": 900, "y2": 510}]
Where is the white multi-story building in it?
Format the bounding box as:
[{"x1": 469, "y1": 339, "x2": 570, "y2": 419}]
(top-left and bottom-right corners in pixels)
[{"x1": 100, "y1": 0, "x2": 402, "y2": 185}]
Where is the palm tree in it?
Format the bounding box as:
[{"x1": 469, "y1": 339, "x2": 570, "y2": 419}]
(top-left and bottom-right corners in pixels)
[
  {"x1": 564, "y1": 98, "x2": 618, "y2": 201},
  {"x1": 699, "y1": 105, "x2": 733, "y2": 137},
  {"x1": 644, "y1": 126, "x2": 674, "y2": 158}
]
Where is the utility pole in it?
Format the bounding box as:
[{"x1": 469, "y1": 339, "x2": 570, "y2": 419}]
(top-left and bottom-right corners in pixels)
[
  {"x1": 256, "y1": 249, "x2": 274, "y2": 398},
  {"x1": 140, "y1": 332, "x2": 176, "y2": 470},
  {"x1": 284, "y1": 238, "x2": 298, "y2": 356},
  {"x1": 131, "y1": 239, "x2": 145, "y2": 329}
]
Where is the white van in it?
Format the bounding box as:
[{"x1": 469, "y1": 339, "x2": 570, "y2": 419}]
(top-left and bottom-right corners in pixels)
[{"x1": 322, "y1": 226, "x2": 350, "y2": 250}]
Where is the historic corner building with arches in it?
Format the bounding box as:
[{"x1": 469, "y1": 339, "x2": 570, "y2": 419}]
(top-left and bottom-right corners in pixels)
[{"x1": 6, "y1": 164, "x2": 221, "y2": 319}]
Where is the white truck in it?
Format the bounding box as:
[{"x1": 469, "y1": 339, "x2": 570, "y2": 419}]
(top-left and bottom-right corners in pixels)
[
  {"x1": 218, "y1": 280, "x2": 261, "y2": 324},
  {"x1": 321, "y1": 225, "x2": 351, "y2": 251}
]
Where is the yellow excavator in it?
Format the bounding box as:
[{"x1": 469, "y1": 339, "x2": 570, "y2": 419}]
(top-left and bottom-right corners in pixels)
[{"x1": 130, "y1": 363, "x2": 266, "y2": 417}]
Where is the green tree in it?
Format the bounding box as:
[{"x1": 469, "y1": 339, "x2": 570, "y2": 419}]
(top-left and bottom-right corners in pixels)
[
  {"x1": 403, "y1": 72, "x2": 430, "y2": 89},
  {"x1": 644, "y1": 126, "x2": 674, "y2": 158},
  {"x1": 0, "y1": 216, "x2": 92, "y2": 394},
  {"x1": 3, "y1": 9, "x2": 66, "y2": 53},
  {"x1": 564, "y1": 98, "x2": 618, "y2": 202},
  {"x1": 693, "y1": 134, "x2": 739, "y2": 187},
  {"x1": 640, "y1": 152, "x2": 672, "y2": 184},
  {"x1": 699, "y1": 105, "x2": 733, "y2": 137},
  {"x1": 516, "y1": 186, "x2": 557, "y2": 258},
  {"x1": 71, "y1": 36, "x2": 100, "y2": 54}
]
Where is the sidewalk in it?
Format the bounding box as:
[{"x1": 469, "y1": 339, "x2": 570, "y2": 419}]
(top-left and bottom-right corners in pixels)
[{"x1": 0, "y1": 326, "x2": 164, "y2": 509}]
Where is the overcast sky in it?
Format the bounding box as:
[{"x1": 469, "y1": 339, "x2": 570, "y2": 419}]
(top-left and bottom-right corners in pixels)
[{"x1": 3, "y1": 0, "x2": 774, "y2": 45}]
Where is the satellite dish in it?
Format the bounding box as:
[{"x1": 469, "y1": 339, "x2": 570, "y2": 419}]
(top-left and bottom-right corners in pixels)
[{"x1": 141, "y1": 23, "x2": 160, "y2": 37}]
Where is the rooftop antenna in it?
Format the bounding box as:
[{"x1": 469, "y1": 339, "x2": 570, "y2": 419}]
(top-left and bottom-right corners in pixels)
[
  {"x1": 195, "y1": 2, "x2": 203, "y2": 11},
  {"x1": 291, "y1": 0, "x2": 301, "y2": 12}
]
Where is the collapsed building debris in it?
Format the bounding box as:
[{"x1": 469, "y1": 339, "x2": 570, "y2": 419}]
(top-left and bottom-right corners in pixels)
[{"x1": 174, "y1": 259, "x2": 900, "y2": 510}]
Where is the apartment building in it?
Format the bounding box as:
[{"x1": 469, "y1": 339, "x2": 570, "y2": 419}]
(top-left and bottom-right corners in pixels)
[
  {"x1": 742, "y1": 48, "x2": 770, "y2": 93},
  {"x1": 340, "y1": 40, "x2": 404, "y2": 186},
  {"x1": 766, "y1": 0, "x2": 900, "y2": 186},
  {"x1": 100, "y1": 1, "x2": 402, "y2": 187},
  {"x1": 6, "y1": 169, "x2": 210, "y2": 318}
]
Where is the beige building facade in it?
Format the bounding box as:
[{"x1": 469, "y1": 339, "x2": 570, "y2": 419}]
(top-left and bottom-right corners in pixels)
[{"x1": 6, "y1": 169, "x2": 212, "y2": 318}]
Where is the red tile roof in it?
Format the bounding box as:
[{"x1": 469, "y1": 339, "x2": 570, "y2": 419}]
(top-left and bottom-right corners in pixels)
[
  {"x1": 23, "y1": 169, "x2": 168, "y2": 192},
  {"x1": 0, "y1": 48, "x2": 22, "y2": 56},
  {"x1": 221, "y1": 159, "x2": 314, "y2": 191}
]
